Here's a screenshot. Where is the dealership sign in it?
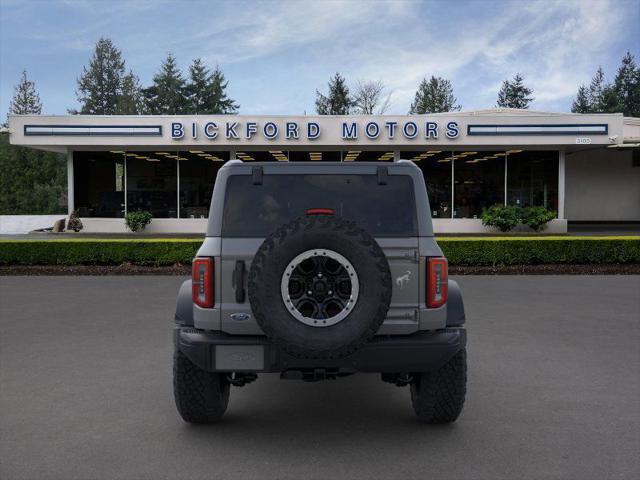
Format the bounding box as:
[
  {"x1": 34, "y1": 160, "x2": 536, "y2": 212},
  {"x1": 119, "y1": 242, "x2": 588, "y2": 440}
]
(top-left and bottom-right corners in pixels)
[{"x1": 170, "y1": 120, "x2": 461, "y2": 141}]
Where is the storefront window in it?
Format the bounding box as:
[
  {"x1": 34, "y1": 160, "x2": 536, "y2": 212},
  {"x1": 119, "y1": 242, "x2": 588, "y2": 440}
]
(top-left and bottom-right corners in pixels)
[
  {"x1": 343, "y1": 151, "x2": 395, "y2": 161},
  {"x1": 73, "y1": 151, "x2": 125, "y2": 217},
  {"x1": 402, "y1": 150, "x2": 453, "y2": 218},
  {"x1": 507, "y1": 150, "x2": 558, "y2": 212},
  {"x1": 453, "y1": 151, "x2": 505, "y2": 218},
  {"x1": 126, "y1": 153, "x2": 177, "y2": 218},
  {"x1": 288, "y1": 151, "x2": 341, "y2": 162},
  {"x1": 179, "y1": 151, "x2": 229, "y2": 218}
]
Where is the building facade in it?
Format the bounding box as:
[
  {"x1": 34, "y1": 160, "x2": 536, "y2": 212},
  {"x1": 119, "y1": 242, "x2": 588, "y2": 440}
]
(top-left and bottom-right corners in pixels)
[{"x1": 8, "y1": 109, "x2": 640, "y2": 233}]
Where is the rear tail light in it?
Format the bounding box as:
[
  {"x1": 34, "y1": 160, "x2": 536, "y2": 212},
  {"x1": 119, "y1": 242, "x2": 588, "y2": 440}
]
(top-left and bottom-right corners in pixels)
[
  {"x1": 306, "y1": 208, "x2": 335, "y2": 216},
  {"x1": 427, "y1": 257, "x2": 448, "y2": 308},
  {"x1": 192, "y1": 257, "x2": 214, "y2": 308}
]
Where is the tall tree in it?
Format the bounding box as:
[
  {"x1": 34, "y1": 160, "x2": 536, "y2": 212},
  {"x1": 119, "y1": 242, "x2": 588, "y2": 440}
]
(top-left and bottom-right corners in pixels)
[
  {"x1": 613, "y1": 51, "x2": 640, "y2": 117},
  {"x1": 409, "y1": 76, "x2": 460, "y2": 114},
  {"x1": 353, "y1": 80, "x2": 391, "y2": 114},
  {"x1": 496, "y1": 73, "x2": 534, "y2": 109},
  {"x1": 8, "y1": 70, "x2": 42, "y2": 116},
  {"x1": 143, "y1": 53, "x2": 188, "y2": 114},
  {"x1": 571, "y1": 85, "x2": 591, "y2": 113},
  {"x1": 185, "y1": 59, "x2": 239, "y2": 114},
  {"x1": 75, "y1": 37, "x2": 126, "y2": 114},
  {"x1": 587, "y1": 67, "x2": 607, "y2": 112},
  {"x1": 315, "y1": 73, "x2": 353, "y2": 115},
  {"x1": 116, "y1": 71, "x2": 144, "y2": 115}
]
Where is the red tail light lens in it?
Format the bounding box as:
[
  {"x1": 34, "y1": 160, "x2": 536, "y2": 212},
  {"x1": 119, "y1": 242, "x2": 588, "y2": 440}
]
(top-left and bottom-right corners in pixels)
[
  {"x1": 192, "y1": 257, "x2": 214, "y2": 308},
  {"x1": 427, "y1": 257, "x2": 448, "y2": 308},
  {"x1": 306, "y1": 208, "x2": 335, "y2": 216}
]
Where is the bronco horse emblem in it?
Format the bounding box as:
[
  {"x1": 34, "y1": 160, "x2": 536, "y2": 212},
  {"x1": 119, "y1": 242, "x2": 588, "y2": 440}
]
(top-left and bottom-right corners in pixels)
[{"x1": 396, "y1": 270, "x2": 411, "y2": 288}]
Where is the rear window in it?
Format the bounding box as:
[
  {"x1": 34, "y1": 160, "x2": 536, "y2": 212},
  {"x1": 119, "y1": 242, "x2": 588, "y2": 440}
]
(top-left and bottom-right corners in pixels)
[{"x1": 222, "y1": 174, "x2": 417, "y2": 237}]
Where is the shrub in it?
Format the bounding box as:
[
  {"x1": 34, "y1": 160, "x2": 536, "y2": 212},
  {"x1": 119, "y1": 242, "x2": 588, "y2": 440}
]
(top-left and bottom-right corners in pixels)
[
  {"x1": 66, "y1": 210, "x2": 83, "y2": 232},
  {"x1": 481, "y1": 205, "x2": 520, "y2": 232},
  {"x1": 521, "y1": 206, "x2": 556, "y2": 232},
  {"x1": 125, "y1": 211, "x2": 153, "y2": 232}
]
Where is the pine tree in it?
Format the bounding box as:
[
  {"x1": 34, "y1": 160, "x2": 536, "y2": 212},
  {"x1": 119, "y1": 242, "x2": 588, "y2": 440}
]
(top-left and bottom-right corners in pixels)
[
  {"x1": 409, "y1": 76, "x2": 460, "y2": 114},
  {"x1": 571, "y1": 85, "x2": 591, "y2": 113},
  {"x1": 9, "y1": 70, "x2": 42, "y2": 116},
  {"x1": 315, "y1": 73, "x2": 353, "y2": 115},
  {"x1": 75, "y1": 37, "x2": 126, "y2": 114},
  {"x1": 587, "y1": 67, "x2": 607, "y2": 112},
  {"x1": 613, "y1": 51, "x2": 640, "y2": 117},
  {"x1": 496, "y1": 74, "x2": 534, "y2": 109},
  {"x1": 185, "y1": 60, "x2": 239, "y2": 114},
  {"x1": 116, "y1": 71, "x2": 144, "y2": 114},
  {"x1": 143, "y1": 53, "x2": 188, "y2": 114}
]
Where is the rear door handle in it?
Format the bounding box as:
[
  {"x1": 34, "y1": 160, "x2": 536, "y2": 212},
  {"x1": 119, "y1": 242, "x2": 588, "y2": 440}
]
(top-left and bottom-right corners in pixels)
[{"x1": 232, "y1": 260, "x2": 246, "y2": 303}]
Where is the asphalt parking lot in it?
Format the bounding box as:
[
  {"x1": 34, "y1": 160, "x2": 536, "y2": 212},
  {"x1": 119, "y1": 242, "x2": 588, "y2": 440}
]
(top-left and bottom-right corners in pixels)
[{"x1": 1, "y1": 275, "x2": 639, "y2": 480}]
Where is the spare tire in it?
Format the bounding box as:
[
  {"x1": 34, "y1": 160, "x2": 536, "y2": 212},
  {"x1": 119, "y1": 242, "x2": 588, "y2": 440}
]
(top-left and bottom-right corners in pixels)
[{"x1": 248, "y1": 215, "x2": 391, "y2": 359}]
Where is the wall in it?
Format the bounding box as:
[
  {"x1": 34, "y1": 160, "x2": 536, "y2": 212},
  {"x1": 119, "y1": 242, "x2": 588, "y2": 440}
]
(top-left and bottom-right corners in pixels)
[{"x1": 565, "y1": 149, "x2": 640, "y2": 221}]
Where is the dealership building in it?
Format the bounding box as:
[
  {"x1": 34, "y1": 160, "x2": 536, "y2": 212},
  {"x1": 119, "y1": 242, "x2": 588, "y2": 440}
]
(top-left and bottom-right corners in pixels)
[{"x1": 7, "y1": 109, "x2": 640, "y2": 233}]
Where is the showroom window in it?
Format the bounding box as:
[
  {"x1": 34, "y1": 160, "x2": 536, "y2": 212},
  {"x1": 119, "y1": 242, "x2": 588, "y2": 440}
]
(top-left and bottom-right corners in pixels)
[
  {"x1": 179, "y1": 151, "x2": 229, "y2": 218},
  {"x1": 453, "y1": 151, "x2": 505, "y2": 218},
  {"x1": 126, "y1": 152, "x2": 177, "y2": 218},
  {"x1": 402, "y1": 150, "x2": 453, "y2": 218},
  {"x1": 507, "y1": 150, "x2": 558, "y2": 212},
  {"x1": 73, "y1": 151, "x2": 125, "y2": 218}
]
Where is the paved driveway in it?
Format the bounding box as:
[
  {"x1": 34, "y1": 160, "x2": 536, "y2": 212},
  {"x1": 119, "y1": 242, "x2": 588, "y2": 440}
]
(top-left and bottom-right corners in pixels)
[{"x1": 1, "y1": 276, "x2": 638, "y2": 480}]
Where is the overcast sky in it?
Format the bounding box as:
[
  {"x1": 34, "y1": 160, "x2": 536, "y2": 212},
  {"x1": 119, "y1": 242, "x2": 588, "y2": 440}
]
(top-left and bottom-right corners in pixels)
[{"x1": 1, "y1": 0, "x2": 638, "y2": 117}]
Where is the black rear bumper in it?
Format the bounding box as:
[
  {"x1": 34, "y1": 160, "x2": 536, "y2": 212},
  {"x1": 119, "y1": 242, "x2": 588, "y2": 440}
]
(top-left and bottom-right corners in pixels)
[{"x1": 176, "y1": 327, "x2": 466, "y2": 374}]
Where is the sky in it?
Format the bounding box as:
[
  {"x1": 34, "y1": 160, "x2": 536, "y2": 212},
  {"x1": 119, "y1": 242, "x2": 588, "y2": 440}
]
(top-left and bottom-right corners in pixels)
[{"x1": 0, "y1": 0, "x2": 638, "y2": 117}]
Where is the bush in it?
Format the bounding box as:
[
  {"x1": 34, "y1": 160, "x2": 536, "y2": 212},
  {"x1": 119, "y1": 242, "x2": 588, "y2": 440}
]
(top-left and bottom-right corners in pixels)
[
  {"x1": 66, "y1": 210, "x2": 83, "y2": 232},
  {"x1": 0, "y1": 237, "x2": 638, "y2": 267},
  {"x1": 125, "y1": 211, "x2": 153, "y2": 232},
  {"x1": 481, "y1": 205, "x2": 520, "y2": 232},
  {"x1": 521, "y1": 206, "x2": 556, "y2": 232}
]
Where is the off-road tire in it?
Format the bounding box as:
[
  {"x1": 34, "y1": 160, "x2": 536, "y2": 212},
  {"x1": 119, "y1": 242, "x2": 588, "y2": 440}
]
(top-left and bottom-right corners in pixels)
[
  {"x1": 248, "y1": 215, "x2": 391, "y2": 359},
  {"x1": 173, "y1": 349, "x2": 230, "y2": 424},
  {"x1": 410, "y1": 348, "x2": 467, "y2": 424}
]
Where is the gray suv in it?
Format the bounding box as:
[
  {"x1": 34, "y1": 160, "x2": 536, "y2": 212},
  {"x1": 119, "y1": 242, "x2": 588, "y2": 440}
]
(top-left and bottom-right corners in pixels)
[{"x1": 174, "y1": 160, "x2": 467, "y2": 424}]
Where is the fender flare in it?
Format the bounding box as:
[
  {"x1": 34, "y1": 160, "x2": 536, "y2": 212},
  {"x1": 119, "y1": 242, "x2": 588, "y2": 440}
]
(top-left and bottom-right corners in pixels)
[
  {"x1": 446, "y1": 280, "x2": 466, "y2": 327},
  {"x1": 175, "y1": 280, "x2": 194, "y2": 326}
]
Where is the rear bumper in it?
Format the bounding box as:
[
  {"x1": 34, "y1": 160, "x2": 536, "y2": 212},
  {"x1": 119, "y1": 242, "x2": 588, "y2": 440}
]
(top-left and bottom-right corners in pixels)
[{"x1": 176, "y1": 327, "x2": 466, "y2": 374}]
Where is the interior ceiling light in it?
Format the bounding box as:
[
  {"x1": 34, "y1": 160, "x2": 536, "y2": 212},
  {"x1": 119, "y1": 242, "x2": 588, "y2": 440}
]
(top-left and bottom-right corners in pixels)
[
  {"x1": 135, "y1": 155, "x2": 148, "y2": 159},
  {"x1": 427, "y1": 150, "x2": 442, "y2": 154},
  {"x1": 110, "y1": 150, "x2": 125, "y2": 154},
  {"x1": 125, "y1": 153, "x2": 137, "y2": 157},
  {"x1": 495, "y1": 153, "x2": 507, "y2": 156},
  {"x1": 437, "y1": 159, "x2": 450, "y2": 163},
  {"x1": 507, "y1": 150, "x2": 523, "y2": 154},
  {"x1": 155, "y1": 152, "x2": 170, "y2": 155},
  {"x1": 146, "y1": 158, "x2": 160, "y2": 162},
  {"x1": 189, "y1": 150, "x2": 204, "y2": 154}
]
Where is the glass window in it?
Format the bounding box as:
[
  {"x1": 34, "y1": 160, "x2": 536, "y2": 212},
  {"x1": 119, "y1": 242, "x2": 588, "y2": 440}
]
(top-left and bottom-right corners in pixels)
[
  {"x1": 343, "y1": 151, "x2": 395, "y2": 161},
  {"x1": 507, "y1": 150, "x2": 558, "y2": 212},
  {"x1": 288, "y1": 151, "x2": 341, "y2": 162},
  {"x1": 402, "y1": 150, "x2": 453, "y2": 218},
  {"x1": 179, "y1": 151, "x2": 229, "y2": 218},
  {"x1": 126, "y1": 153, "x2": 177, "y2": 218},
  {"x1": 453, "y1": 151, "x2": 505, "y2": 218},
  {"x1": 73, "y1": 151, "x2": 125, "y2": 217},
  {"x1": 222, "y1": 174, "x2": 417, "y2": 237},
  {"x1": 237, "y1": 151, "x2": 288, "y2": 162}
]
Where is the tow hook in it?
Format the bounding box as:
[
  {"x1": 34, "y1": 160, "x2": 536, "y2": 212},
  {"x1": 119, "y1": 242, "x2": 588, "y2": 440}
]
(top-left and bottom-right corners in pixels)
[{"x1": 226, "y1": 372, "x2": 258, "y2": 387}]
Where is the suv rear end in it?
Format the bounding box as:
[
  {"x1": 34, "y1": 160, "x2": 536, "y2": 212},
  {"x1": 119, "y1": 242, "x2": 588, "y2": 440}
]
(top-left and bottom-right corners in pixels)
[{"x1": 174, "y1": 160, "x2": 466, "y2": 424}]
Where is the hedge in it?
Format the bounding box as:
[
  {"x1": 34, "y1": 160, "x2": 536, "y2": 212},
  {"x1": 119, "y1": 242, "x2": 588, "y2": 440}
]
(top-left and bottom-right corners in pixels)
[{"x1": 0, "y1": 237, "x2": 638, "y2": 266}]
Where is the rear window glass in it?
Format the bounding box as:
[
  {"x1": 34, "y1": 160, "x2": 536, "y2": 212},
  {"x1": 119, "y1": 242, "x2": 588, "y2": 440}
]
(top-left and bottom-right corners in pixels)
[{"x1": 222, "y1": 174, "x2": 417, "y2": 237}]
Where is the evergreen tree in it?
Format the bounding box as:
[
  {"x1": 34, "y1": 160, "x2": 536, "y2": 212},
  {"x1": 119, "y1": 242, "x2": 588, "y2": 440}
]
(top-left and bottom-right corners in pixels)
[
  {"x1": 409, "y1": 76, "x2": 460, "y2": 114},
  {"x1": 116, "y1": 71, "x2": 144, "y2": 115},
  {"x1": 9, "y1": 70, "x2": 42, "y2": 116},
  {"x1": 587, "y1": 66, "x2": 607, "y2": 112},
  {"x1": 315, "y1": 73, "x2": 353, "y2": 115},
  {"x1": 185, "y1": 59, "x2": 239, "y2": 114},
  {"x1": 75, "y1": 37, "x2": 126, "y2": 114},
  {"x1": 143, "y1": 53, "x2": 188, "y2": 114},
  {"x1": 571, "y1": 85, "x2": 591, "y2": 113},
  {"x1": 496, "y1": 74, "x2": 534, "y2": 109},
  {"x1": 613, "y1": 51, "x2": 640, "y2": 117}
]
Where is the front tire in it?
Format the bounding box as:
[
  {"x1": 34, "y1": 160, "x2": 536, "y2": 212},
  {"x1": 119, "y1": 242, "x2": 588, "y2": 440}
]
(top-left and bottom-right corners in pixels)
[
  {"x1": 173, "y1": 349, "x2": 230, "y2": 424},
  {"x1": 410, "y1": 348, "x2": 467, "y2": 424}
]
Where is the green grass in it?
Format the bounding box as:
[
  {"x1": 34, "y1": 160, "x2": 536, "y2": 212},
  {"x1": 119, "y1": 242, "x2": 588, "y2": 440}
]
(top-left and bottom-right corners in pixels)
[{"x1": 0, "y1": 237, "x2": 638, "y2": 266}]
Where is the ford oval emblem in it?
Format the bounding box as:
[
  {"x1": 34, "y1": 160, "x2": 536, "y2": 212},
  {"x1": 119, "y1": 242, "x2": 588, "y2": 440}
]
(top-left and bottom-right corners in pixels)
[{"x1": 230, "y1": 313, "x2": 251, "y2": 321}]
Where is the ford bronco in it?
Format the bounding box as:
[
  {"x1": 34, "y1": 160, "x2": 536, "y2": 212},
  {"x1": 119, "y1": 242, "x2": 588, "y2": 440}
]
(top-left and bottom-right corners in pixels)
[{"x1": 173, "y1": 160, "x2": 467, "y2": 423}]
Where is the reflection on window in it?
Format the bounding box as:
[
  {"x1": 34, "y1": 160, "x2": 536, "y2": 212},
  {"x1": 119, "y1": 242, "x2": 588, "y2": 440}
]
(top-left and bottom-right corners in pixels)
[
  {"x1": 179, "y1": 151, "x2": 229, "y2": 218},
  {"x1": 507, "y1": 150, "x2": 558, "y2": 212},
  {"x1": 126, "y1": 153, "x2": 177, "y2": 218},
  {"x1": 73, "y1": 151, "x2": 125, "y2": 217},
  {"x1": 288, "y1": 151, "x2": 341, "y2": 162},
  {"x1": 402, "y1": 151, "x2": 452, "y2": 218},
  {"x1": 454, "y1": 151, "x2": 505, "y2": 218},
  {"x1": 343, "y1": 151, "x2": 394, "y2": 161}
]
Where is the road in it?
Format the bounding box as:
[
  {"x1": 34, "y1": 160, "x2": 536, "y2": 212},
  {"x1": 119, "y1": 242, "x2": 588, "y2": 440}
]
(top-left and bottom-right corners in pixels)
[{"x1": 1, "y1": 276, "x2": 639, "y2": 480}]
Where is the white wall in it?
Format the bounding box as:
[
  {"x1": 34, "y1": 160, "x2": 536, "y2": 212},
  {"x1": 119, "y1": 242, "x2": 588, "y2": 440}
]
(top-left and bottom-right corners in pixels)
[{"x1": 565, "y1": 149, "x2": 640, "y2": 221}]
